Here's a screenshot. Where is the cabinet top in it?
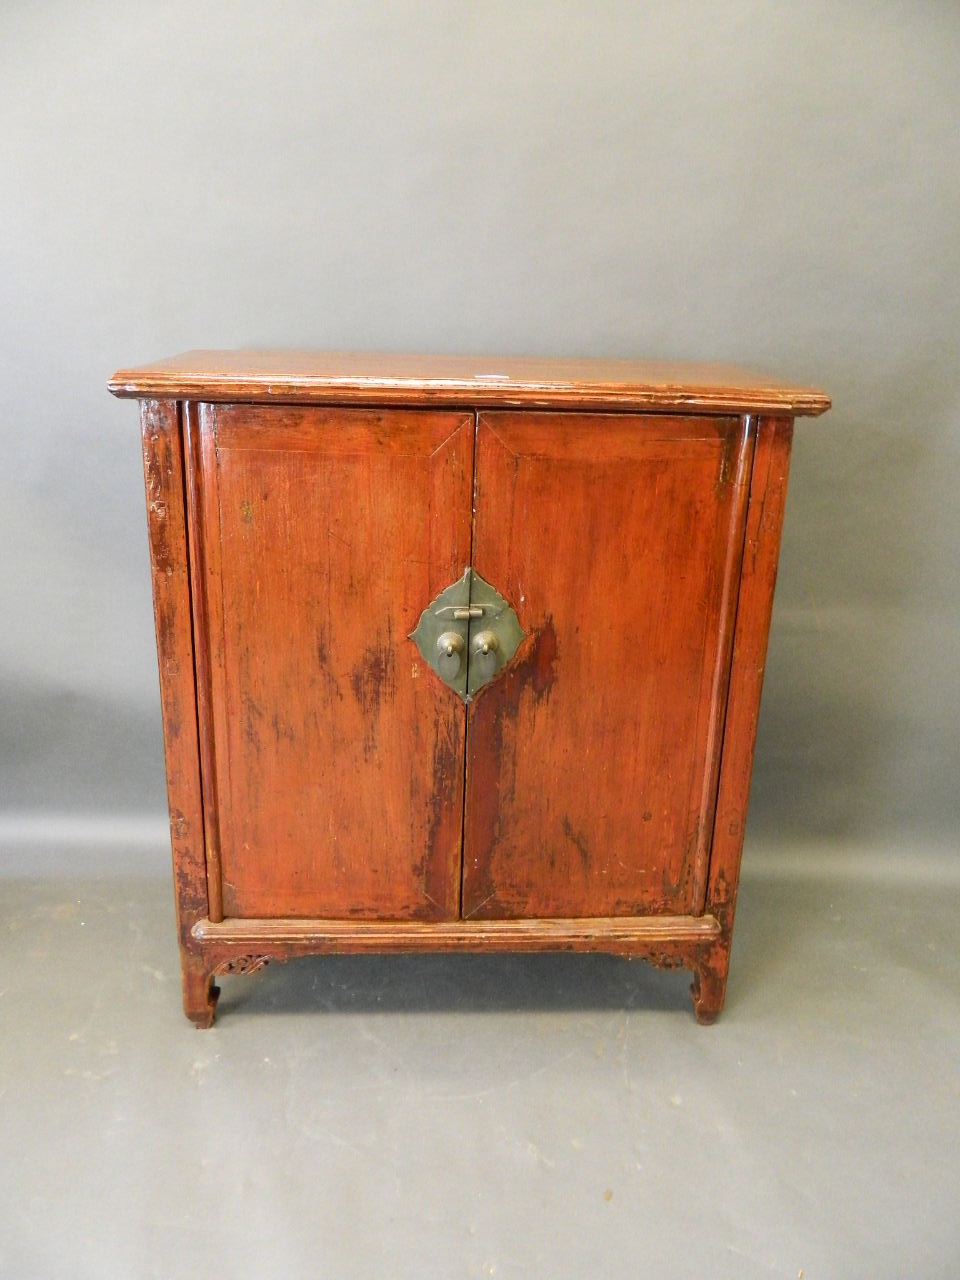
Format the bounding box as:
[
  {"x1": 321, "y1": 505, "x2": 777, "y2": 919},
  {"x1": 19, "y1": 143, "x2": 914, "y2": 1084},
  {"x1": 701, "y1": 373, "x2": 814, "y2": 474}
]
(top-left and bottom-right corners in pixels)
[{"x1": 108, "y1": 350, "x2": 830, "y2": 416}]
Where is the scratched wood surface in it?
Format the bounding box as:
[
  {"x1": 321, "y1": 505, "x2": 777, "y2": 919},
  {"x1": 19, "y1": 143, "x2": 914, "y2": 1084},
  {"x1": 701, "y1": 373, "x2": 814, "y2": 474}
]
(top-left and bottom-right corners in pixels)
[
  {"x1": 188, "y1": 403, "x2": 474, "y2": 919},
  {"x1": 461, "y1": 412, "x2": 755, "y2": 920},
  {"x1": 193, "y1": 912, "x2": 721, "y2": 949},
  {"x1": 692, "y1": 416, "x2": 795, "y2": 1022},
  {"x1": 117, "y1": 353, "x2": 825, "y2": 1025},
  {"x1": 139, "y1": 400, "x2": 220, "y2": 1025},
  {"x1": 109, "y1": 350, "x2": 831, "y2": 417}
]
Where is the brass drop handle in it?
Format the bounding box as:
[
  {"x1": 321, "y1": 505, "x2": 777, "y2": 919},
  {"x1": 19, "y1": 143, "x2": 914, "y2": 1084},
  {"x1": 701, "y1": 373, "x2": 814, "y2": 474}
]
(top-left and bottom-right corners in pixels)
[
  {"x1": 472, "y1": 629, "x2": 499, "y2": 656},
  {"x1": 471, "y1": 629, "x2": 500, "y2": 678},
  {"x1": 436, "y1": 630, "x2": 465, "y2": 680}
]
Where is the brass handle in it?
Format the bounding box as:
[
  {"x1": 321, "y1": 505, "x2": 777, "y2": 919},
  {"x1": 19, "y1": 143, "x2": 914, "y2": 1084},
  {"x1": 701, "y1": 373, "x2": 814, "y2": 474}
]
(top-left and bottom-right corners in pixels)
[
  {"x1": 436, "y1": 630, "x2": 465, "y2": 680},
  {"x1": 472, "y1": 630, "x2": 499, "y2": 657},
  {"x1": 470, "y1": 629, "x2": 500, "y2": 679}
]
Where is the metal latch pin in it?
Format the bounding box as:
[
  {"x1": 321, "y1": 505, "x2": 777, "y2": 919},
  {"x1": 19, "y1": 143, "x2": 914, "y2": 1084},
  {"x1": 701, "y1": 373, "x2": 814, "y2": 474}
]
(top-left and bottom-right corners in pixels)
[{"x1": 434, "y1": 605, "x2": 484, "y2": 620}]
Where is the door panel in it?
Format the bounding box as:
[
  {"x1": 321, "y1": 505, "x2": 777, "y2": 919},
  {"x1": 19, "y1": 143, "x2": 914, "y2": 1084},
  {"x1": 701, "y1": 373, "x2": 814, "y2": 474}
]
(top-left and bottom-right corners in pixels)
[
  {"x1": 462, "y1": 412, "x2": 754, "y2": 919},
  {"x1": 190, "y1": 403, "x2": 473, "y2": 919}
]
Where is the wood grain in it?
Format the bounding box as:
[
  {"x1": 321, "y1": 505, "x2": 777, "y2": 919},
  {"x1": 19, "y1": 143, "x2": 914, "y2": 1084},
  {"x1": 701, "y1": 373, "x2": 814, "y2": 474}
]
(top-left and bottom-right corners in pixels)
[
  {"x1": 461, "y1": 412, "x2": 754, "y2": 920},
  {"x1": 108, "y1": 350, "x2": 831, "y2": 417},
  {"x1": 139, "y1": 400, "x2": 218, "y2": 1026},
  {"x1": 121, "y1": 354, "x2": 824, "y2": 1025},
  {"x1": 187, "y1": 403, "x2": 474, "y2": 920},
  {"x1": 694, "y1": 416, "x2": 795, "y2": 1023},
  {"x1": 192, "y1": 912, "x2": 721, "y2": 950},
  {"x1": 182, "y1": 403, "x2": 224, "y2": 922}
]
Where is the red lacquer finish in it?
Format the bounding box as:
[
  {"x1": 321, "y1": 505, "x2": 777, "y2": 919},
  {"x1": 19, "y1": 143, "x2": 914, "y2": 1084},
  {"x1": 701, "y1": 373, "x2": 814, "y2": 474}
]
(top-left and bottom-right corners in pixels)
[
  {"x1": 109, "y1": 350, "x2": 830, "y2": 417},
  {"x1": 187, "y1": 403, "x2": 473, "y2": 921},
  {"x1": 462, "y1": 412, "x2": 754, "y2": 920},
  {"x1": 113, "y1": 353, "x2": 828, "y2": 1025}
]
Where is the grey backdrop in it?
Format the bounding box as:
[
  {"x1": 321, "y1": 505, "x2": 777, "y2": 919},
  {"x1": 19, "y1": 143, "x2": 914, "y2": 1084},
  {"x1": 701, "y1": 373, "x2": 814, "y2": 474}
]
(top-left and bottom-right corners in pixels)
[{"x1": 2, "y1": 1, "x2": 958, "y2": 860}]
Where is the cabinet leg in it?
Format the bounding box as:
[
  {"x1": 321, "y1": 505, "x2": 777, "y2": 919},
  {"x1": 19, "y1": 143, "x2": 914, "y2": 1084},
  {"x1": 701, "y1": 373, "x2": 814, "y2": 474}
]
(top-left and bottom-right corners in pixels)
[
  {"x1": 690, "y1": 944, "x2": 730, "y2": 1025},
  {"x1": 181, "y1": 956, "x2": 219, "y2": 1029}
]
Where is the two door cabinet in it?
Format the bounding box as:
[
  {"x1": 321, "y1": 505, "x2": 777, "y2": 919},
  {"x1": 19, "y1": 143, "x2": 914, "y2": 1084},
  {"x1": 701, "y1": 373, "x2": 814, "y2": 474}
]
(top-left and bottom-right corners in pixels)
[{"x1": 109, "y1": 352, "x2": 829, "y2": 1025}]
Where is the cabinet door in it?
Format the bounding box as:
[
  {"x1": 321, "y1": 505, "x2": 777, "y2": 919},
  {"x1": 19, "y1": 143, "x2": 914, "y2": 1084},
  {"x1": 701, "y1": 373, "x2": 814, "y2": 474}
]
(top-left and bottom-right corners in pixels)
[
  {"x1": 462, "y1": 412, "x2": 754, "y2": 919},
  {"x1": 187, "y1": 403, "x2": 473, "y2": 919}
]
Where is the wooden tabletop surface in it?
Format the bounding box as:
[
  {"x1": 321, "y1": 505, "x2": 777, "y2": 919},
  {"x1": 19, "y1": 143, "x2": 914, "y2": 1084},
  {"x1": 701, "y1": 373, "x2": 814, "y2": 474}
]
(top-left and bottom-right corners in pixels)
[{"x1": 109, "y1": 350, "x2": 830, "y2": 416}]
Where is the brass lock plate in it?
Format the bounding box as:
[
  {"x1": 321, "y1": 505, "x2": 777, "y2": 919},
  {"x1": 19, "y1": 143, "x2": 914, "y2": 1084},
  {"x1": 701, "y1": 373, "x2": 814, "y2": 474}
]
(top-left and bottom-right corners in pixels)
[{"x1": 409, "y1": 569, "x2": 526, "y2": 701}]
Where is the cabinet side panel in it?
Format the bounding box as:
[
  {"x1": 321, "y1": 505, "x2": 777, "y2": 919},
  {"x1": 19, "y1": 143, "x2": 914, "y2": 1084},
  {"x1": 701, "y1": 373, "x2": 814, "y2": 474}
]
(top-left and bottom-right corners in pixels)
[
  {"x1": 139, "y1": 399, "x2": 209, "y2": 945},
  {"x1": 698, "y1": 416, "x2": 794, "y2": 1014}
]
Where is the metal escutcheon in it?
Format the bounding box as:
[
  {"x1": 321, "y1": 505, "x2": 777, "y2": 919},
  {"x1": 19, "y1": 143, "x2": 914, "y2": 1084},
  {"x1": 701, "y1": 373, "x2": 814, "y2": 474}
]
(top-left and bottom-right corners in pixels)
[{"x1": 409, "y1": 569, "x2": 525, "y2": 701}]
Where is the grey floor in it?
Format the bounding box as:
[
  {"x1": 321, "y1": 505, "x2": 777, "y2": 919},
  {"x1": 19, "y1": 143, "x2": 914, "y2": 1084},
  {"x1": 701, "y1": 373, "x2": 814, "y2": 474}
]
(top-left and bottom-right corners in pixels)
[{"x1": 1, "y1": 839, "x2": 958, "y2": 1279}]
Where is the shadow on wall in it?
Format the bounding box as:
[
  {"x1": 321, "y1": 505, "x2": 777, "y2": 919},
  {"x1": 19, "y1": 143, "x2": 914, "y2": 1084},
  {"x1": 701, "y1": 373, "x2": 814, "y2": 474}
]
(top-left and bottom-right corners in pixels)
[{"x1": 747, "y1": 356, "x2": 960, "y2": 848}]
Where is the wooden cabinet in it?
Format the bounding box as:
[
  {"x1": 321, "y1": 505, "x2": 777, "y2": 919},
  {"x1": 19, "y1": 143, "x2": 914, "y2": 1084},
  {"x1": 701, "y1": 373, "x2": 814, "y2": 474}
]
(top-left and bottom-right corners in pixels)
[{"x1": 110, "y1": 352, "x2": 829, "y2": 1025}]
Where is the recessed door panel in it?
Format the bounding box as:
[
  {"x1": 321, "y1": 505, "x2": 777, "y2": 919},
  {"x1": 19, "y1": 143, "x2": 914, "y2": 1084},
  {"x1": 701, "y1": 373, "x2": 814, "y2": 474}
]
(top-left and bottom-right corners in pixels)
[
  {"x1": 189, "y1": 403, "x2": 474, "y2": 919},
  {"x1": 462, "y1": 412, "x2": 754, "y2": 919}
]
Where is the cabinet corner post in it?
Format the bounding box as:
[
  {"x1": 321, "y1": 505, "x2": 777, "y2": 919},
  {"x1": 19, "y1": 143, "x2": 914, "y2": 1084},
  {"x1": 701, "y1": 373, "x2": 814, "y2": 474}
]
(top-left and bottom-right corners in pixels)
[
  {"x1": 139, "y1": 398, "x2": 214, "y2": 1021},
  {"x1": 699, "y1": 416, "x2": 795, "y2": 1019}
]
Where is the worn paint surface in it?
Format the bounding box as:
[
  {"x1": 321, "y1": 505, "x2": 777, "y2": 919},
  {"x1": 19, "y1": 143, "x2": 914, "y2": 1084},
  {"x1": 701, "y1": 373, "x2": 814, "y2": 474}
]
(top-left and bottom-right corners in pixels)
[
  {"x1": 126, "y1": 378, "x2": 805, "y2": 1027},
  {"x1": 189, "y1": 403, "x2": 473, "y2": 920},
  {"x1": 461, "y1": 412, "x2": 754, "y2": 920},
  {"x1": 139, "y1": 399, "x2": 219, "y2": 1024},
  {"x1": 693, "y1": 416, "x2": 795, "y2": 1022}
]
